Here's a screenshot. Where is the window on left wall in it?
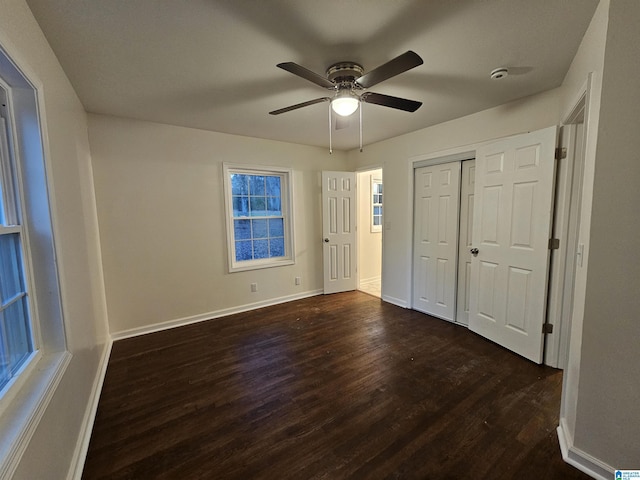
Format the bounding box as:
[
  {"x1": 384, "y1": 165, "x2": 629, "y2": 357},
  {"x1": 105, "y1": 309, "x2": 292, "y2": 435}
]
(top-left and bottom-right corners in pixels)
[
  {"x1": 223, "y1": 164, "x2": 295, "y2": 272},
  {"x1": 0, "y1": 83, "x2": 34, "y2": 395},
  {"x1": 1, "y1": 39, "x2": 68, "y2": 475}
]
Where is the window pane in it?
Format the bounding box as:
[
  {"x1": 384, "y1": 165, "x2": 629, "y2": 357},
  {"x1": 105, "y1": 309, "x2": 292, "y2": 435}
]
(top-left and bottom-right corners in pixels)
[
  {"x1": 0, "y1": 296, "x2": 32, "y2": 390},
  {"x1": 232, "y1": 196, "x2": 249, "y2": 217},
  {"x1": 0, "y1": 233, "x2": 25, "y2": 304},
  {"x1": 270, "y1": 237, "x2": 285, "y2": 257},
  {"x1": 231, "y1": 174, "x2": 249, "y2": 195},
  {"x1": 249, "y1": 197, "x2": 266, "y2": 216},
  {"x1": 235, "y1": 240, "x2": 253, "y2": 261},
  {"x1": 4, "y1": 297, "x2": 31, "y2": 361},
  {"x1": 0, "y1": 185, "x2": 4, "y2": 225},
  {"x1": 374, "y1": 206, "x2": 382, "y2": 215},
  {"x1": 252, "y1": 219, "x2": 268, "y2": 239},
  {"x1": 253, "y1": 239, "x2": 269, "y2": 259},
  {"x1": 268, "y1": 218, "x2": 284, "y2": 237},
  {"x1": 0, "y1": 309, "x2": 9, "y2": 384},
  {"x1": 373, "y1": 216, "x2": 382, "y2": 226},
  {"x1": 249, "y1": 176, "x2": 265, "y2": 195},
  {"x1": 266, "y1": 176, "x2": 281, "y2": 197},
  {"x1": 267, "y1": 197, "x2": 281, "y2": 216},
  {"x1": 234, "y1": 219, "x2": 251, "y2": 240}
]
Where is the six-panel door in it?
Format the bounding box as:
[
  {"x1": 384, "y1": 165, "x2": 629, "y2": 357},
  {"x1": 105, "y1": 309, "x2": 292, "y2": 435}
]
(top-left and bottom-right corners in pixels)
[{"x1": 322, "y1": 171, "x2": 357, "y2": 294}]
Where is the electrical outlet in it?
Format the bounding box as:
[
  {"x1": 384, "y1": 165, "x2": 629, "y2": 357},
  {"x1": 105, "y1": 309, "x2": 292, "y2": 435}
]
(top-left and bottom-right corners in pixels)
[
  {"x1": 250, "y1": 283, "x2": 257, "y2": 292},
  {"x1": 295, "y1": 276, "x2": 301, "y2": 286}
]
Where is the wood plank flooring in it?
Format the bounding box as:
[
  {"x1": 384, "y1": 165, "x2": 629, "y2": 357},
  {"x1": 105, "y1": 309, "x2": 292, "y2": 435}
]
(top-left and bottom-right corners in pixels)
[{"x1": 82, "y1": 291, "x2": 590, "y2": 479}]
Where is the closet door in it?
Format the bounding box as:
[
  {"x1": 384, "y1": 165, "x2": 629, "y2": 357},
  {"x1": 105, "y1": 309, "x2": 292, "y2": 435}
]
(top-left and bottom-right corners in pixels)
[
  {"x1": 468, "y1": 126, "x2": 557, "y2": 363},
  {"x1": 455, "y1": 160, "x2": 475, "y2": 326},
  {"x1": 412, "y1": 162, "x2": 461, "y2": 321}
]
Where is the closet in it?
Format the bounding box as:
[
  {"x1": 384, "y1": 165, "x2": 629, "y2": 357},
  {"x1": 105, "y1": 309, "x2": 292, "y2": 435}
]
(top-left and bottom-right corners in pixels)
[{"x1": 411, "y1": 126, "x2": 557, "y2": 363}]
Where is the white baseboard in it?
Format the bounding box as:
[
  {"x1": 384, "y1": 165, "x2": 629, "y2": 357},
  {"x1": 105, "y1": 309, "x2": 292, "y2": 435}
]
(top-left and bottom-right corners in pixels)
[
  {"x1": 111, "y1": 289, "x2": 324, "y2": 340},
  {"x1": 359, "y1": 276, "x2": 381, "y2": 287},
  {"x1": 67, "y1": 339, "x2": 113, "y2": 480},
  {"x1": 557, "y1": 419, "x2": 613, "y2": 480},
  {"x1": 381, "y1": 294, "x2": 409, "y2": 309}
]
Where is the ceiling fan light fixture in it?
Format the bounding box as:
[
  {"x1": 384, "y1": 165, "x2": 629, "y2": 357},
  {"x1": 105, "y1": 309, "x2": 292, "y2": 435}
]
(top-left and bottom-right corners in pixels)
[{"x1": 331, "y1": 92, "x2": 359, "y2": 117}]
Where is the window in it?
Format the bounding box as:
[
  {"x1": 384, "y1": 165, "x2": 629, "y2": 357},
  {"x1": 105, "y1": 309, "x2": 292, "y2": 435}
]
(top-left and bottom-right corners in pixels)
[
  {"x1": 0, "y1": 83, "x2": 34, "y2": 394},
  {"x1": 223, "y1": 164, "x2": 294, "y2": 272},
  {"x1": 1, "y1": 39, "x2": 68, "y2": 475},
  {"x1": 371, "y1": 178, "x2": 383, "y2": 232}
]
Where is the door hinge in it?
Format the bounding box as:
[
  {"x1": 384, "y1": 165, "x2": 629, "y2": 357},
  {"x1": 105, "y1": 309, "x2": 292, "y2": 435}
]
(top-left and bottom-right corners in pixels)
[
  {"x1": 542, "y1": 323, "x2": 554, "y2": 334},
  {"x1": 548, "y1": 238, "x2": 560, "y2": 250},
  {"x1": 555, "y1": 147, "x2": 567, "y2": 160}
]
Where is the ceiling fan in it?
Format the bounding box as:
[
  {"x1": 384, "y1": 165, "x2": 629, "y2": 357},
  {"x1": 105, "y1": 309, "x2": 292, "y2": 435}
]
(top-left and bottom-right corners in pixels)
[
  {"x1": 269, "y1": 50, "x2": 423, "y2": 117},
  {"x1": 269, "y1": 51, "x2": 424, "y2": 151}
]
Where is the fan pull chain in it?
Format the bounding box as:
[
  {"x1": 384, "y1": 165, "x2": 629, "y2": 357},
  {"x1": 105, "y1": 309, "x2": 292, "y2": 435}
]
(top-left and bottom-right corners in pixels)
[
  {"x1": 328, "y1": 103, "x2": 332, "y2": 154},
  {"x1": 359, "y1": 102, "x2": 363, "y2": 152}
]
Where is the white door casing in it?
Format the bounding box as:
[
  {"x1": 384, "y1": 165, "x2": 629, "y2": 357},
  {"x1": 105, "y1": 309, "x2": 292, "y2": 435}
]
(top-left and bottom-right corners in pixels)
[
  {"x1": 469, "y1": 126, "x2": 557, "y2": 363},
  {"x1": 455, "y1": 160, "x2": 475, "y2": 326},
  {"x1": 412, "y1": 162, "x2": 461, "y2": 321},
  {"x1": 323, "y1": 171, "x2": 357, "y2": 294}
]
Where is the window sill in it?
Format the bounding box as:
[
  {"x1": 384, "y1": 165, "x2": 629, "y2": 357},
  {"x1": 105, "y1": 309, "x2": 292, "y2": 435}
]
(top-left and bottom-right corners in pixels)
[
  {"x1": 229, "y1": 257, "x2": 295, "y2": 273},
  {"x1": 0, "y1": 350, "x2": 71, "y2": 478}
]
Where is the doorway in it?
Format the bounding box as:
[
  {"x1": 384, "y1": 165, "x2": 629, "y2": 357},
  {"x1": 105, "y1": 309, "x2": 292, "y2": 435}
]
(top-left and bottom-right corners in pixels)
[{"x1": 357, "y1": 168, "x2": 383, "y2": 298}]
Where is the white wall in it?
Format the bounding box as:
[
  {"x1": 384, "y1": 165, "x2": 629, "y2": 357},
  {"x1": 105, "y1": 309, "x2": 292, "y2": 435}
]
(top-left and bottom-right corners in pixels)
[
  {"x1": 556, "y1": 0, "x2": 609, "y2": 474},
  {"x1": 0, "y1": 0, "x2": 109, "y2": 478},
  {"x1": 88, "y1": 114, "x2": 348, "y2": 336},
  {"x1": 357, "y1": 169, "x2": 382, "y2": 284},
  {"x1": 570, "y1": 0, "x2": 640, "y2": 468},
  {"x1": 346, "y1": 88, "x2": 563, "y2": 307}
]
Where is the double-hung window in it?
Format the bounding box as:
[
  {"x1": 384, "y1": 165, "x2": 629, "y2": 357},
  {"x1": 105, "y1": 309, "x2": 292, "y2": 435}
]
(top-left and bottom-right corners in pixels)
[
  {"x1": 223, "y1": 164, "x2": 294, "y2": 272},
  {"x1": 0, "y1": 84, "x2": 34, "y2": 394}
]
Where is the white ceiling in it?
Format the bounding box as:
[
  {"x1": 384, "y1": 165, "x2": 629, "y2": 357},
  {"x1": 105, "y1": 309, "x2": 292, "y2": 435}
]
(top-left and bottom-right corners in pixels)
[{"x1": 26, "y1": 0, "x2": 598, "y2": 151}]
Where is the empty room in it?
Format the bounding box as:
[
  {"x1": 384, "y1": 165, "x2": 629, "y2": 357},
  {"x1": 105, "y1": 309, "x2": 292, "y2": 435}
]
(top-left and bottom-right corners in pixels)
[{"x1": 0, "y1": 0, "x2": 638, "y2": 479}]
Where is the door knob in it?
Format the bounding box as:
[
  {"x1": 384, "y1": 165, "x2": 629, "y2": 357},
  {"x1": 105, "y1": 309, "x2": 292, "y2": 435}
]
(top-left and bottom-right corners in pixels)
[
  {"x1": 470, "y1": 248, "x2": 479, "y2": 256},
  {"x1": 324, "y1": 238, "x2": 330, "y2": 243}
]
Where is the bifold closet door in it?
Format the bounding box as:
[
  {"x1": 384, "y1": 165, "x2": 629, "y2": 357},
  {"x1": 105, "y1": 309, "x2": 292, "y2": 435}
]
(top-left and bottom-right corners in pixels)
[
  {"x1": 455, "y1": 160, "x2": 475, "y2": 326},
  {"x1": 412, "y1": 162, "x2": 461, "y2": 321}
]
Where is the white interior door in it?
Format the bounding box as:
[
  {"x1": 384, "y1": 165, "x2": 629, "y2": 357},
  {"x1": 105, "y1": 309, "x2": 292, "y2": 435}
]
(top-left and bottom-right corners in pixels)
[
  {"x1": 412, "y1": 162, "x2": 461, "y2": 321},
  {"x1": 456, "y1": 160, "x2": 475, "y2": 326},
  {"x1": 323, "y1": 171, "x2": 357, "y2": 294},
  {"x1": 469, "y1": 126, "x2": 557, "y2": 363}
]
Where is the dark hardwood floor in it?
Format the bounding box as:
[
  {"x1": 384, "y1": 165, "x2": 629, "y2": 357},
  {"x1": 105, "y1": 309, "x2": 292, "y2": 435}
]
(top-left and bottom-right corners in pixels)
[{"x1": 82, "y1": 291, "x2": 590, "y2": 479}]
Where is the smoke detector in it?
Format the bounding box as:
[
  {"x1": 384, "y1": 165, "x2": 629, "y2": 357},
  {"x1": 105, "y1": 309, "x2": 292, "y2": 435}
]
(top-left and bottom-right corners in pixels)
[{"x1": 490, "y1": 67, "x2": 509, "y2": 80}]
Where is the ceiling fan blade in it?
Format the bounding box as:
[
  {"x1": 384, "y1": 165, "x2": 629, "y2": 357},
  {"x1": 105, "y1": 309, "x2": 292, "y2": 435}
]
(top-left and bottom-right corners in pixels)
[
  {"x1": 277, "y1": 62, "x2": 335, "y2": 89},
  {"x1": 355, "y1": 51, "x2": 423, "y2": 88},
  {"x1": 361, "y1": 92, "x2": 422, "y2": 112},
  {"x1": 269, "y1": 97, "x2": 330, "y2": 115}
]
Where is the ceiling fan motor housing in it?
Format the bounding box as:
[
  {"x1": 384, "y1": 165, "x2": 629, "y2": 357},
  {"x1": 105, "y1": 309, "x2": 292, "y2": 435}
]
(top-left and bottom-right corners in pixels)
[{"x1": 326, "y1": 62, "x2": 364, "y2": 87}]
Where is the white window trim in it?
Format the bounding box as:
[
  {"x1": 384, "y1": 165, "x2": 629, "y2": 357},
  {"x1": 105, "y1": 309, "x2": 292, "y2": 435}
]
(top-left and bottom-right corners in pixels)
[
  {"x1": 371, "y1": 177, "x2": 382, "y2": 233},
  {"x1": 222, "y1": 163, "x2": 295, "y2": 272}
]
